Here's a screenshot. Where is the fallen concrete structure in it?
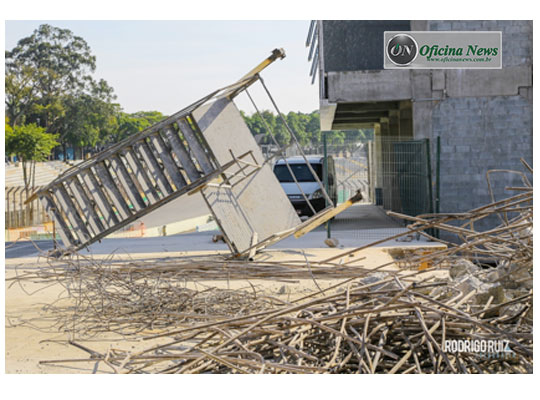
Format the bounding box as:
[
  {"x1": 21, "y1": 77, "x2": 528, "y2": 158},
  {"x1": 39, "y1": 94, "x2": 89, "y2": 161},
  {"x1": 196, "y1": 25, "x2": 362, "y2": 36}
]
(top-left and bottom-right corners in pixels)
[{"x1": 31, "y1": 49, "x2": 340, "y2": 257}]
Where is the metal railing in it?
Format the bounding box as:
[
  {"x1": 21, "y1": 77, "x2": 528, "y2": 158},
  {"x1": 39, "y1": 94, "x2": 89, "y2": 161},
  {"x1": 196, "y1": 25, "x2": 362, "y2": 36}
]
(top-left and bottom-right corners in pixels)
[{"x1": 5, "y1": 186, "x2": 51, "y2": 228}]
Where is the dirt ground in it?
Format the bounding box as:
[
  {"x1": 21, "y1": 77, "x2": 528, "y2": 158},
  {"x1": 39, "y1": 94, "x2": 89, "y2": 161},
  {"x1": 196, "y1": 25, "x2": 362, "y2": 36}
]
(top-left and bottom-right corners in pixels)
[{"x1": 5, "y1": 245, "x2": 446, "y2": 373}]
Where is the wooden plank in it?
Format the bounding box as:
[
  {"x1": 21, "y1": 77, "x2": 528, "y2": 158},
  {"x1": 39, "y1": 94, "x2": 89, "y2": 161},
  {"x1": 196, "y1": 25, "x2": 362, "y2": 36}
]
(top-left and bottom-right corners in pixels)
[
  {"x1": 80, "y1": 170, "x2": 119, "y2": 229},
  {"x1": 52, "y1": 185, "x2": 92, "y2": 244},
  {"x1": 94, "y1": 163, "x2": 132, "y2": 220},
  {"x1": 122, "y1": 148, "x2": 161, "y2": 204},
  {"x1": 163, "y1": 126, "x2": 201, "y2": 183},
  {"x1": 148, "y1": 133, "x2": 187, "y2": 190},
  {"x1": 109, "y1": 155, "x2": 147, "y2": 212},
  {"x1": 40, "y1": 194, "x2": 76, "y2": 247},
  {"x1": 177, "y1": 118, "x2": 214, "y2": 175},
  {"x1": 66, "y1": 177, "x2": 105, "y2": 237},
  {"x1": 133, "y1": 141, "x2": 174, "y2": 197}
]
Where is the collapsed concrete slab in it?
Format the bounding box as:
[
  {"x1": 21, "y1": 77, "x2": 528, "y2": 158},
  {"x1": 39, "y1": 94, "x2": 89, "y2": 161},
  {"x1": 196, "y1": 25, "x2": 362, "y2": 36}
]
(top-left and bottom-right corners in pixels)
[{"x1": 31, "y1": 49, "x2": 335, "y2": 257}]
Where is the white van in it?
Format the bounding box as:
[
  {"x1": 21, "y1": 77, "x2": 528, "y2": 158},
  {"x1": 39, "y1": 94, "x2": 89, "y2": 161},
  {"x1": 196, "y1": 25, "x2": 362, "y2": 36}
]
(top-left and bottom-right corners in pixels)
[{"x1": 273, "y1": 155, "x2": 337, "y2": 216}]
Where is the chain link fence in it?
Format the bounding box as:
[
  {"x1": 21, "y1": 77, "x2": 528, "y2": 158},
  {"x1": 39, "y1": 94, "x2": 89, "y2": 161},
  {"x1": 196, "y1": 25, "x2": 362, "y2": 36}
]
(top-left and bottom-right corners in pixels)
[
  {"x1": 280, "y1": 140, "x2": 371, "y2": 205},
  {"x1": 268, "y1": 136, "x2": 435, "y2": 242}
]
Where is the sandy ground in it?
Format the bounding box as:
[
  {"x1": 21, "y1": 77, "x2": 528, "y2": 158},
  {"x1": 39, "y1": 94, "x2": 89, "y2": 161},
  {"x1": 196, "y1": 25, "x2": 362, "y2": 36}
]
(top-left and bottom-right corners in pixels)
[{"x1": 5, "y1": 245, "x2": 446, "y2": 373}]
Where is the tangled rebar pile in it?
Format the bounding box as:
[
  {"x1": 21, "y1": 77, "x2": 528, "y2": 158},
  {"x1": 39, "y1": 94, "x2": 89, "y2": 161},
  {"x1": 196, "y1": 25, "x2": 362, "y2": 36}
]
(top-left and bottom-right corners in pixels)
[
  {"x1": 37, "y1": 266, "x2": 532, "y2": 373},
  {"x1": 387, "y1": 164, "x2": 533, "y2": 274},
  {"x1": 8, "y1": 163, "x2": 533, "y2": 373},
  {"x1": 8, "y1": 252, "x2": 381, "y2": 337}
]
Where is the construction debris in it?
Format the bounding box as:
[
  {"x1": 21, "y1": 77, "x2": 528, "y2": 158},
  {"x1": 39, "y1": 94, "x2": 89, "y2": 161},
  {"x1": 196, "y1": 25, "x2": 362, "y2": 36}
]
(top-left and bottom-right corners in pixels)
[
  {"x1": 28, "y1": 264, "x2": 531, "y2": 373},
  {"x1": 324, "y1": 238, "x2": 339, "y2": 248},
  {"x1": 29, "y1": 49, "x2": 343, "y2": 258},
  {"x1": 7, "y1": 163, "x2": 533, "y2": 373}
]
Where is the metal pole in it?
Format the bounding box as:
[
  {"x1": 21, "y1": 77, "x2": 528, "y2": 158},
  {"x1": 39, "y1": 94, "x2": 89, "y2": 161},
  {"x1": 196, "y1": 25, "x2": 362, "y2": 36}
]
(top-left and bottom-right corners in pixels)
[
  {"x1": 323, "y1": 131, "x2": 331, "y2": 239},
  {"x1": 53, "y1": 219, "x2": 57, "y2": 249},
  {"x1": 425, "y1": 139, "x2": 434, "y2": 214},
  {"x1": 435, "y1": 136, "x2": 441, "y2": 238},
  {"x1": 425, "y1": 138, "x2": 434, "y2": 238}
]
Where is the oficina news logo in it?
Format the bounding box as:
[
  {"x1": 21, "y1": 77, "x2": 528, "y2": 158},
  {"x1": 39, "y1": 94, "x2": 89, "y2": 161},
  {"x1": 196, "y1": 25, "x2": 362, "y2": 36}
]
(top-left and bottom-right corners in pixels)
[{"x1": 386, "y1": 33, "x2": 419, "y2": 66}]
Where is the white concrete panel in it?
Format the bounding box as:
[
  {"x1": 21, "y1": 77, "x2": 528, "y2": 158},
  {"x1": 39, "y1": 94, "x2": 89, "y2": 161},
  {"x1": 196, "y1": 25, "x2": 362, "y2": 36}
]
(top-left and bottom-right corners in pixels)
[{"x1": 193, "y1": 97, "x2": 301, "y2": 254}]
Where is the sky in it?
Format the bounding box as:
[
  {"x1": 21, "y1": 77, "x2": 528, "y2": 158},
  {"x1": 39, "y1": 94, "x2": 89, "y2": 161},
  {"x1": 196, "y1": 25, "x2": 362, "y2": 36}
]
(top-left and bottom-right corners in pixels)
[{"x1": 5, "y1": 20, "x2": 320, "y2": 115}]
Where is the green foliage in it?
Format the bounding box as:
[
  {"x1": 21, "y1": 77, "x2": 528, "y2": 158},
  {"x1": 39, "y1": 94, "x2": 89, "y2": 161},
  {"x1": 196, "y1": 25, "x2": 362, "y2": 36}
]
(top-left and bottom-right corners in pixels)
[
  {"x1": 5, "y1": 24, "x2": 120, "y2": 154},
  {"x1": 242, "y1": 110, "x2": 373, "y2": 147},
  {"x1": 5, "y1": 24, "x2": 372, "y2": 162},
  {"x1": 5, "y1": 123, "x2": 59, "y2": 162},
  {"x1": 6, "y1": 24, "x2": 96, "y2": 98},
  {"x1": 5, "y1": 66, "x2": 40, "y2": 126},
  {"x1": 5, "y1": 118, "x2": 13, "y2": 136},
  {"x1": 5, "y1": 122, "x2": 59, "y2": 199},
  {"x1": 63, "y1": 94, "x2": 121, "y2": 149},
  {"x1": 112, "y1": 111, "x2": 165, "y2": 143},
  {"x1": 62, "y1": 80, "x2": 120, "y2": 150}
]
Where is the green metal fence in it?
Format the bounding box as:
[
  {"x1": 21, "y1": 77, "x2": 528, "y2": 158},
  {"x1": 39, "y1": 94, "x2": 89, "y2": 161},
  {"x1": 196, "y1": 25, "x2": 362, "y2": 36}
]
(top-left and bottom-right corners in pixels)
[
  {"x1": 390, "y1": 138, "x2": 434, "y2": 217},
  {"x1": 289, "y1": 136, "x2": 435, "y2": 241},
  {"x1": 370, "y1": 136, "x2": 433, "y2": 216}
]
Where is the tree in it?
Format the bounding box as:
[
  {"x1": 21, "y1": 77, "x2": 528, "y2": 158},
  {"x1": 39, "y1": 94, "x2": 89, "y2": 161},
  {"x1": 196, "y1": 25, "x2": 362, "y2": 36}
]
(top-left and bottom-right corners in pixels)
[
  {"x1": 62, "y1": 79, "x2": 120, "y2": 157},
  {"x1": 286, "y1": 112, "x2": 308, "y2": 145},
  {"x1": 5, "y1": 66, "x2": 40, "y2": 126},
  {"x1": 112, "y1": 111, "x2": 165, "y2": 144},
  {"x1": 5, "y1": 118, "x2": 13, "y2": 136},
  {"x1": 305, "y1": 111, "x2": 322, "y2": 144},
  {"x1": 241, "y1": 110, "x2": 373, "y2": 149},
  {"x1": 274, "y1": 115, "x2": 291, "y2": 146},
  {"x1": 5, "y1": 123, "x2": 59, "y2": 192},
  {"x1": 5, "y1": 24, "x2": 117, "y2": 156},
  {"x1": 6, "y1": 24, "x2": 97, "y2": 127}
]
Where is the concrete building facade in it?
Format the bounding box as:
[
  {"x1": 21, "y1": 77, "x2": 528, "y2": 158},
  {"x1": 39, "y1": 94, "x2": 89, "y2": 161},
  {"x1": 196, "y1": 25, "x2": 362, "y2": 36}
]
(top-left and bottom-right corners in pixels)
[{"x1": 311, "y1": 20, "x2": 533, "y2": 231}]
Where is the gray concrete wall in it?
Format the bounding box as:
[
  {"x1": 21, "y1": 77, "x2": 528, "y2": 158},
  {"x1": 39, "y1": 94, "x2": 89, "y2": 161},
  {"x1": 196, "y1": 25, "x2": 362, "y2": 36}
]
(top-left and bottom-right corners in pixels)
[
  {"x1": 321, "y1": 21, "x2": 411, "y2": 72},
  {"x1": 429, "y1": 20, "x2": 533, "y2": 231},
  {"x1": 318, "y1": 20, "x2": 533, "y2": 234},
  {"x1": 433, "y1": 95, "x2": 532, "y2": 230},
  {"x1": 429, "y1": 20, "x2": 532, "y2": 67}
]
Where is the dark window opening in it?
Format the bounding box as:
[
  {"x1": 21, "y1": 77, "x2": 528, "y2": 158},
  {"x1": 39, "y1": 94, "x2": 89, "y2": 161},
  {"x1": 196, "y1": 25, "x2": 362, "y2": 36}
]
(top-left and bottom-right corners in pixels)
[{"x1": 274, "y1": 163, "x2": 323, "y2": 183}]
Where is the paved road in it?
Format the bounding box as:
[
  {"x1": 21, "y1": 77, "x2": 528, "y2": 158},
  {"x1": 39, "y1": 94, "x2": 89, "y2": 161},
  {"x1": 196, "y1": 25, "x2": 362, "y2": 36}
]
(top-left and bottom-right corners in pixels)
[
  {"x1": 5, "y1": 240, "x2": 56, "y2": 258},
  {"x1": 5, "y1": 204, "x2": 419, "y2": 259},
  {"x1": 4, "y1": 192, "x2": 211, "y2": 258}
]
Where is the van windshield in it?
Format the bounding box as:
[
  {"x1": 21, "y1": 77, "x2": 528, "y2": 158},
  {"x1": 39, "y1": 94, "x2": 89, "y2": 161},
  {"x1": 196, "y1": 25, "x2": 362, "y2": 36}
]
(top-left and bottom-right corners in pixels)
[{"x1": 274, "y1": 163, "x2": 323, "y2": 183}]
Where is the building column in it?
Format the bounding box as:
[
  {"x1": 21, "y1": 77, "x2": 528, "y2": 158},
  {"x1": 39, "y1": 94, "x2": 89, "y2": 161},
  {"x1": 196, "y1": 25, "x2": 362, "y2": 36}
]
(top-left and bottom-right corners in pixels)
[
  {"x1": 399, "y1": 101, "x2": 413, "y2": 139},
  {"x1": 388, "y1": 110, "x2": 400, "y2": 138}
]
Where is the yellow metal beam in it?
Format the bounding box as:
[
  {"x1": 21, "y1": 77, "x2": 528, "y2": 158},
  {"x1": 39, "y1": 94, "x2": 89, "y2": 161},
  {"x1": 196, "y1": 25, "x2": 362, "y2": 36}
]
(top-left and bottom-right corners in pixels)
[
  {"x1": 293, "y1": 191, "x2": 363, "y2": 238},
  {"x1": 239, "y1": 48, "x2": 286, "y2": 81}
]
